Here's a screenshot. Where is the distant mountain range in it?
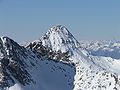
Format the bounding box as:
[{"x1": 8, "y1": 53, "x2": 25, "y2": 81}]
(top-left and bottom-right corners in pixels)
[{"x1": 0, "y1": 25, "x2": 120, "y2": 90}]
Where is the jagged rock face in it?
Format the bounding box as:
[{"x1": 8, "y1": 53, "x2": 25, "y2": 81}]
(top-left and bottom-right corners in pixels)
[{"x1": 0, "y1": 37, "x2": 33, "y2": 88}]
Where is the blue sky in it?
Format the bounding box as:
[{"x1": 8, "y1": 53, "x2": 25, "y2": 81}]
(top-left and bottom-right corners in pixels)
[{"x1": 0, "y1": 0, "x2": 120, "y2": 42}]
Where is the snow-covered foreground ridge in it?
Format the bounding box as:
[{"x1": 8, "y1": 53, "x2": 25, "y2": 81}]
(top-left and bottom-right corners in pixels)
[{"x1": 0, "y1": 25, "x2": 120, "y2": 90}]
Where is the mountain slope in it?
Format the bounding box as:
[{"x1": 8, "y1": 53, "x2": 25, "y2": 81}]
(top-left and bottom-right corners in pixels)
[
  {"x1": 28, "y1": 25, "x2": 88, "y2": 63},
  {"x1": 29, "y1": 25, "x2": 120, "y2": 90}
]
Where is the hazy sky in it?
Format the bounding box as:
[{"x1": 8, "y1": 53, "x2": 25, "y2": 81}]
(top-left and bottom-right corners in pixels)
[{"x1": 0, "y1": 0, "x2": 120, "y2": 42}]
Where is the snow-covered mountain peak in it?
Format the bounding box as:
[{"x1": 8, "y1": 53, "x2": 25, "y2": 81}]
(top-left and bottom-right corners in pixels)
[
  {"x1": 27, "y1": 25, "x2": 82, "y2": 64},
  {"x1": 42, "y1": 25, "x2": 70, "y2": 39},
  {"x1": 39, "y1": 25, "x2": 80, "y2": 54},
  {"x1": 48, "y1": 25, "x2": 69, "y2": 32}
]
